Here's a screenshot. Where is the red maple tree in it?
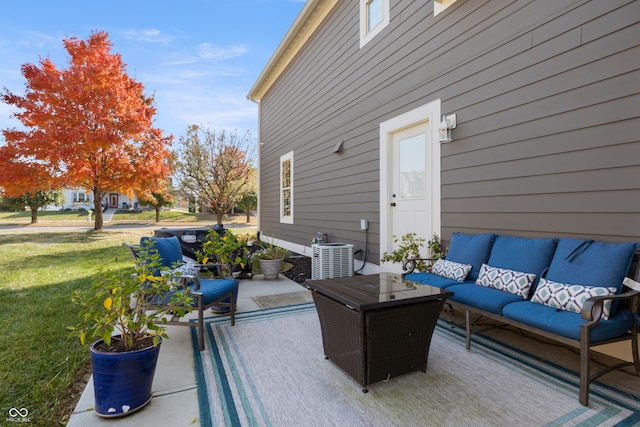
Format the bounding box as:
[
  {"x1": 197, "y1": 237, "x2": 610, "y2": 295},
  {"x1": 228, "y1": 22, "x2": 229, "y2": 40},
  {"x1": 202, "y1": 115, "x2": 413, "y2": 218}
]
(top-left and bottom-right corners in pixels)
[{"x1": 1, "y1": 31, "x2": 173, "y2": 230}]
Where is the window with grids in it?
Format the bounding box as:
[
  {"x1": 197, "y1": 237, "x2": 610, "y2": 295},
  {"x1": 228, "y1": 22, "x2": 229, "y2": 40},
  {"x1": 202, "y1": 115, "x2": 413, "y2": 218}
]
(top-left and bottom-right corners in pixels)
[
  {"x1": 73, "y1": 191, "x2": 89, "y2": 203},
  {"x1": 280, "y1": 151, "x2": 293, "y2": 224}
]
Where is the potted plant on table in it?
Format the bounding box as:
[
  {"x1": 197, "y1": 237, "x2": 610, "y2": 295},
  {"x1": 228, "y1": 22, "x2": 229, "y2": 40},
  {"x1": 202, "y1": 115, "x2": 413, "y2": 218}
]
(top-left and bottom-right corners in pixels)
[
  {"x1": 68, "y1": 243, "x2": 193, "y2": 418},
  {"x1": 252, "y1": 240, "x2": 290, "y2": 280}
]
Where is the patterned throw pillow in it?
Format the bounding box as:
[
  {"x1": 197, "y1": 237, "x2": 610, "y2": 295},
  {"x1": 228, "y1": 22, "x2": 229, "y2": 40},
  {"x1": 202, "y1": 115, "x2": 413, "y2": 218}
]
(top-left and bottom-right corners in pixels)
[
  {"x1": 431, "y1": 259, "x2": 473, "y2": 282},
  {"x1": 531, "y1": 278, "x2": 617, "y2": 320},
  {"x1": 162, "y1": 258, "x2": 199, "y2": 278},
  {"x1": 475, "y1": 264, "x2": 536, "y2": 298}
]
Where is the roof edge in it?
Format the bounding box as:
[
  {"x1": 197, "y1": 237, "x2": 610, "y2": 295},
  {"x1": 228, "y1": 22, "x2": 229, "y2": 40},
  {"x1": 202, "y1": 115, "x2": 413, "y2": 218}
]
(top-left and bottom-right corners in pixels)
[{"x1": 247, "y1": 0, "x2": 339, "y2": 103}]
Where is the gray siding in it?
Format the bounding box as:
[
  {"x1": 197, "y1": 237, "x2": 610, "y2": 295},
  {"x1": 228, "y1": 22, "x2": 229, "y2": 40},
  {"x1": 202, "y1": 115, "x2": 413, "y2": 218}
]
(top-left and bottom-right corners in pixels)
[{"x1": 257, "y1": 0, "x2": 640, "y2": 260}]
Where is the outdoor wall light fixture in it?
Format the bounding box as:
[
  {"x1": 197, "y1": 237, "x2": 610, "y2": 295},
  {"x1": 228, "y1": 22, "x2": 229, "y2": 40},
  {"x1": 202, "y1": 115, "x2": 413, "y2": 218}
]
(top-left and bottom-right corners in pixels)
[{"x1": 439, "y1": 113, "x2": 457, "y2": 143}]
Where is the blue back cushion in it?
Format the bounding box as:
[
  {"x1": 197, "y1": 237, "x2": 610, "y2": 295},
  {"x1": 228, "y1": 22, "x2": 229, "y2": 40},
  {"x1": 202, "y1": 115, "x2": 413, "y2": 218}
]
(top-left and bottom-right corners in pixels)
[
  {"x1": 446, "y1": 233, "x2": 496, "y2": 281},
  {"x1": 546, "y1": 238, "x2": 638, "y2": 292},
  {"x1": 487, "y1": 236, "x2": 557, "y2": 279},
  {"x1": 140, "y1": 236, "x2": 183, "y2": 268}
]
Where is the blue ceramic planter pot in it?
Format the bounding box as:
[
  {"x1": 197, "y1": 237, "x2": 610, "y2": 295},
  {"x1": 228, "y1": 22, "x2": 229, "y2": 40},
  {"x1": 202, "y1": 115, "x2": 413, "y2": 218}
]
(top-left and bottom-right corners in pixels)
[{"x1": 90, "y1": 336, "x2": 161, "y2": 418}]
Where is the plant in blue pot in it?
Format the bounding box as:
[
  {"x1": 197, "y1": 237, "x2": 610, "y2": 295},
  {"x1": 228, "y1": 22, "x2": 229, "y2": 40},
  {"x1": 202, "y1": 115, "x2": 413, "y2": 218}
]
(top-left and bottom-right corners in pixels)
[{"x1": 69, "y1": 242, "x2": 193, "y2": 418}]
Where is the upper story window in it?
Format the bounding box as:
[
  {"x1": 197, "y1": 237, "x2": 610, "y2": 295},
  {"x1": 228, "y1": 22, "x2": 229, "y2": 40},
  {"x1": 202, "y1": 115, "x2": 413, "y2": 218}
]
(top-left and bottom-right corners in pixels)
[
  {"x1": 280, "y1": 151, "x2": 293, "y2": 224},
  {"x1": 360, "y1": 0, "x2": 389, "y2": 48}
]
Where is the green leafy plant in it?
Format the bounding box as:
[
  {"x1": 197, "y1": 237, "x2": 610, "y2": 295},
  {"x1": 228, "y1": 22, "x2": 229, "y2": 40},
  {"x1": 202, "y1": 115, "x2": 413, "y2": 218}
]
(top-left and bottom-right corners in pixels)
[
  {"x1": 69, "y1": 242, "x2": 194, "y2": 351},
  {"x1": 251, "y1": 238, "x2": 290, "y2": 274},
  {"x1": 197, "y1": 229, "x2": 249, "y2": 274},
  {"x1": 381, "y1": 233, "x2": 447, "y2": 272},
  {"x1": 254, "y1": 239, "x2": 290, "y2": 260},
  {"x1": 427, "y1": 233, "x2": 447, "y2": 260}
]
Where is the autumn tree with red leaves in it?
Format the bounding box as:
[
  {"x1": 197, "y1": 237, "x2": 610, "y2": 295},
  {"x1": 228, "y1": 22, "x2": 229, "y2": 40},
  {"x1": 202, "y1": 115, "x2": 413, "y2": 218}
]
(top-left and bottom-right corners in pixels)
[{"x1": 1, "y1": 31, "x2": 173, "y2": 231}]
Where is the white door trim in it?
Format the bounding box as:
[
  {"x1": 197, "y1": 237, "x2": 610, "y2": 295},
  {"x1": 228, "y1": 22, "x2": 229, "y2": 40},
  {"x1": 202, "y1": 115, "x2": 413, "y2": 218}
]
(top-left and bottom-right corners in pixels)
[{"x1": 379, "y1": 99, "x2": 442, "y2": 270}]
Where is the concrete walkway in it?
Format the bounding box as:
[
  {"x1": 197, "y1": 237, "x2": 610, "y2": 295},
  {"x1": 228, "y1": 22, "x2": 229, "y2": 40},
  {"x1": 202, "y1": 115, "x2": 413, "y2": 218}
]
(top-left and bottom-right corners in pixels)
[
  {"x1": 102, "y1": 208, "x2": 117, "y2": 222},
  {"x1": 67, "y1": 274, "x2": 309, "y2": 426}
]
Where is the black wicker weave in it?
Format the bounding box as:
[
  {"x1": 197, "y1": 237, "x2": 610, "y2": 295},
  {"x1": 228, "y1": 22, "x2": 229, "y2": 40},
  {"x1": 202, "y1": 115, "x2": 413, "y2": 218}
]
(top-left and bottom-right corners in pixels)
[{"x1": 309, "y1": 274, "x2": 451, "y2": 392}]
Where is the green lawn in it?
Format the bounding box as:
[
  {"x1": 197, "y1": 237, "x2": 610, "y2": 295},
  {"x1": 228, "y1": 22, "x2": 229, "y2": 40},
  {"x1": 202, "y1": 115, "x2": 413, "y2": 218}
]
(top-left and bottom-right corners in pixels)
[
  {"x1": 0, "y1": 218, "x2": 257, "y2": 426},
  {"x1": 0, "y1": 230, "x2": 152, "y2": 426}
]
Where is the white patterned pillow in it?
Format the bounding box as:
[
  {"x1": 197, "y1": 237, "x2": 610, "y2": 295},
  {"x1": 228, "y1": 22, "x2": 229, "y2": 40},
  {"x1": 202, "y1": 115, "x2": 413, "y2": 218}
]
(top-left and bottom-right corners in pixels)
[
  {"x1": 475, "y1": 264, "x2": 536, "y2": 298},
  {"x1": 531, "y1": 278, "x2": 617, "y2": 320},
  {"x1": 430, "y1": 259, "x2": 472, "y2": 282},
  {"x1": 162, "y1": 258, "x2": 198, "y2": 277}
]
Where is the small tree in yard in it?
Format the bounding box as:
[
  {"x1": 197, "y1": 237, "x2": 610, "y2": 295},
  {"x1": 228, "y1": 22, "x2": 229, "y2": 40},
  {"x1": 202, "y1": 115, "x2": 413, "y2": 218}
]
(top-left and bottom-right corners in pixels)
[
  {"x1": 174, "y1": 125, "x2": 255, "y2": 225},
  {"x1": 1, "y1": 31, "x2": 173, "y2": 231},
  {"x1": 8, "y1": 190, "x2": 65, "y2": 224},
  {"x1": 0, "y1": 144, "x2": 64, "y2": 223},
  {"x1": 237, "y1": 190, "x2": 257, "y2": 223},
  {"x1": 138, "y1": 190, "x2": 175, "y2": 222}
]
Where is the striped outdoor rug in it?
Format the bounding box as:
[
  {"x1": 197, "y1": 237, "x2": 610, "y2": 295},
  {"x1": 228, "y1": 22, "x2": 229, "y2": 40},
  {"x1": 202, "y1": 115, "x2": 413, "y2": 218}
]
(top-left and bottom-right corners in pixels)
[{"x1": 192, "y1": 303, "x2": 640, "y2": 426}]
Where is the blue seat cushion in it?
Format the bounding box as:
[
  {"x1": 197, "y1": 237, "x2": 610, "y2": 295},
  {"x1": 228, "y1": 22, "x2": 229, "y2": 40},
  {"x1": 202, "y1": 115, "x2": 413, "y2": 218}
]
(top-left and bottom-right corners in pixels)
[
  {"x1": 503, "y1": 301, "x2": 634, "y2": 342},
  {"x1": 546, "y1": 239, "x2": 638, "y2": 291},
  {"x1": 404, "y1": 272, "x2": 464, "y2": 289},
  {"x1": 140, "y1": 236, "x2": 183, "y2": 268},
  {"x1": 147, "y1": 278, "x2": 238, "y2": 307},
  {"x1": 447, "y1": 283, "x2": 525, "y2": 314},
  {"x1": 487, "y1": 236, "x2": 557, "y2": 285},
  {"x1": 446, "y1": 233, "x2": 496, "y2": 281},
  {"x1": 191, "y1": 278, "x2": 238, "y2": 306}
]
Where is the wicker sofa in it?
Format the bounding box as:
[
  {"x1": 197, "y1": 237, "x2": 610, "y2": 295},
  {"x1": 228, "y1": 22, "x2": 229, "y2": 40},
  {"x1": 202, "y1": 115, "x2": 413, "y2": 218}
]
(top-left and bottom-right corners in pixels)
[{"x1": 403, "y1": 232, "x2": 640, "y2": 406}]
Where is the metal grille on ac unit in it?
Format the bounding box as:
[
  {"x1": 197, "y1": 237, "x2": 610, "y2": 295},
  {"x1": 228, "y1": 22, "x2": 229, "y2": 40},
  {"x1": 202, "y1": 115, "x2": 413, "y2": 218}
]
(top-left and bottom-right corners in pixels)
[{"x1": 311, "y1": 243, "x2": 354, "y2": 280}]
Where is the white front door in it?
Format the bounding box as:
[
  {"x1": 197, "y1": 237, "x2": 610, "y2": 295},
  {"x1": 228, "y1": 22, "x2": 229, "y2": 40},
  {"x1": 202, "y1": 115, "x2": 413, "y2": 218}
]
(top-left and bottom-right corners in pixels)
[
  {"x1": 380, "y1": 100, "x2": 441, "y2": 273},
  {"x1": 391, "y1": 122, "x2": 431, "y2": 240}
]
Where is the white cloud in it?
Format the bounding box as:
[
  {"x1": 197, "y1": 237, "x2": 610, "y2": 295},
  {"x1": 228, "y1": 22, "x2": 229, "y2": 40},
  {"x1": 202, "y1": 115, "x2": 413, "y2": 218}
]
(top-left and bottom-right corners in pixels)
[
  {"x1": 123, "y1": 29, "x2": 173, "y2": 45},
  {"x1": 197, "y1": 43, "x2": 246, "y2": 61}
]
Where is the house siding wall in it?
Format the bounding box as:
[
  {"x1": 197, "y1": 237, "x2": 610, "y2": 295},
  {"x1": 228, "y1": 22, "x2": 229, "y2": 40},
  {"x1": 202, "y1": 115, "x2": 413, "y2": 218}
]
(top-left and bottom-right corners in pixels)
[{"x1": 257, "y1": 0, "x2": 640, "y2": 261}]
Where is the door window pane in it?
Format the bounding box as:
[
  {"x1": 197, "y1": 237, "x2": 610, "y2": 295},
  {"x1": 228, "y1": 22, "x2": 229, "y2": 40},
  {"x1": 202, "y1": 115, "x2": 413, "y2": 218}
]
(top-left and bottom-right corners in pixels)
[{"x1": 399, "y1": 135, "x2": 426, "y2": 198}]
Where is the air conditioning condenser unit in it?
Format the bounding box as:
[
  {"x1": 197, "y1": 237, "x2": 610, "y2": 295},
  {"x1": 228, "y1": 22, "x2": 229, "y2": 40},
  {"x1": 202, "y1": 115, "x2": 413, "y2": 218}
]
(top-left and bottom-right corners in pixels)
[{"x1": 311, "y1": 243, "x2": 354, "y2": 280}]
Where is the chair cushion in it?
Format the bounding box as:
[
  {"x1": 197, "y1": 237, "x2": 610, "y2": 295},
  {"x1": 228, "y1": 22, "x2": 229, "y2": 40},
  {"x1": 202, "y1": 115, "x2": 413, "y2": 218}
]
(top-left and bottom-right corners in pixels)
[
  {"x1": 546, "y1": 239, "x2": 637, "y2": 291},
  {"x1": 431, "y1": 259, "x2": 472, "y2": 282},
  {"x1": 190, "y1": 278, "x2": 238, "y2": 306},
  {"x1": 140, "y1": 236, "x2": 183, "y2": 268},
  {"x1": 503, "y1": 301, "x2": 634, "y2": 342},
  {"x1": 531, "y1": 278, "x2": 617, "y2": 320},
  {"x1": 447, "y1": 283, "x2": 525, "y2": 314},
  {"x1": 486, "y1": 236, "x2": 557, "y2": 282},
  {"x1": 404, "y1": 272, "x2": 465, "y2": 289},
  {"x1": 445, "y1": 233, "x2": 496, "y2": 281},
  {"x1": 475, "y1": 263, "x2": 536, "y2": 298}
]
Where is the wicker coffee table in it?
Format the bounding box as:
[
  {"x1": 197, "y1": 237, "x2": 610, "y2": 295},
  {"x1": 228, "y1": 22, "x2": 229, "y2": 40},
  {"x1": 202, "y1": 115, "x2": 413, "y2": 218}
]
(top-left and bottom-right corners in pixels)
[{"x1": 305, "y1": 273, "x2": 452, "y2": 392}]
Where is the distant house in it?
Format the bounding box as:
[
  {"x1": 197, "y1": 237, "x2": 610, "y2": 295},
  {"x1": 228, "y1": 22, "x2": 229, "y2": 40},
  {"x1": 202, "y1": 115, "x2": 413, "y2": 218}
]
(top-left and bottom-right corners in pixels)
[
  {"x1": 248, "y1": 0, "x2": 640, "y2": 273},
  {"x1": 46, "y1": 188, "x2": 141, "y2": 211}
]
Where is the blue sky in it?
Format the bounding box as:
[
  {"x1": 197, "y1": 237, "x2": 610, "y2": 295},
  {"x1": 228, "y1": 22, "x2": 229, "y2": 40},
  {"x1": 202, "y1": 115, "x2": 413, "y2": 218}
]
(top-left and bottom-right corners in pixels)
[{"x1": 0, "y1": 0, "x2": 306, "y2": 143}]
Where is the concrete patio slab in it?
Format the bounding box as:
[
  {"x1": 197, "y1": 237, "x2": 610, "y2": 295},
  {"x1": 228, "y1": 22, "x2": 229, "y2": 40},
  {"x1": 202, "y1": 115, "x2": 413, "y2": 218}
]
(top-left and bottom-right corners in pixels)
[{"x1": 67, "y1": 274, "x2": 307, "y2": 427}]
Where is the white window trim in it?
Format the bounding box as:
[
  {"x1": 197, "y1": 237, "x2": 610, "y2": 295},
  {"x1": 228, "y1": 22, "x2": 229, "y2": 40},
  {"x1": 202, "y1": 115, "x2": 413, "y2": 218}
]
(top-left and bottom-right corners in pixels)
[
  {"x1": 359, "y1": 0, "x2": 390, "y2": 49},
  {"x1": 280, "y1": 151, "x2": 294, "y2": 224}
]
